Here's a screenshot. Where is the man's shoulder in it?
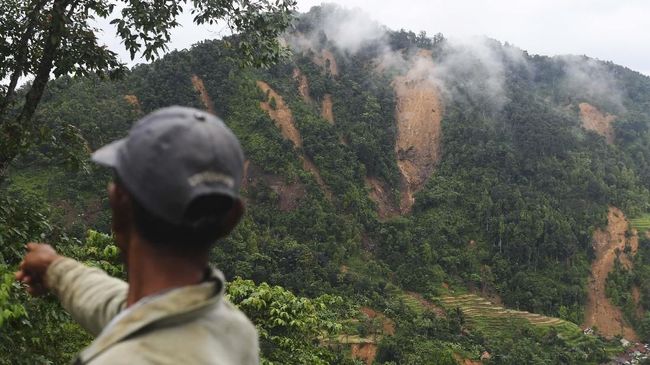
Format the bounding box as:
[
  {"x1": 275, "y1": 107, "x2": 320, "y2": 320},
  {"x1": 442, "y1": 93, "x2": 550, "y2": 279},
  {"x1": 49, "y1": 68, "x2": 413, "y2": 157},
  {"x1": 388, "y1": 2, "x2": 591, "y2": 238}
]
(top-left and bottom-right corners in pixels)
[{"x1": 90, "y1": 298, "x2": 259, "y2": 365}]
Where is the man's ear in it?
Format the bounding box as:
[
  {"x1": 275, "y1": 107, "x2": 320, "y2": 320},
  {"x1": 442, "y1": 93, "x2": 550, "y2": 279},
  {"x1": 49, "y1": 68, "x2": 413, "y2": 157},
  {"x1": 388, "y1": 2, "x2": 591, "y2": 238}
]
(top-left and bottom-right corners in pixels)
[
  {"x1": 108, "y1": 182, "x2": 134, "y2": 236},
  {"x1": 217, "y1": 199, "x2": 245, "y2": 238},
  {"x1": 109, "y1": 182, "x2": 132, "y2": 209}
]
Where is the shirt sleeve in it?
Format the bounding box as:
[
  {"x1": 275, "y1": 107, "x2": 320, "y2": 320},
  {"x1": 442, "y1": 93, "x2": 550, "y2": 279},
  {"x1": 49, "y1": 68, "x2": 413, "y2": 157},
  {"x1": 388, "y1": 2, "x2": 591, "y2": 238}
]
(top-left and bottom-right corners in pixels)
[{"x1": 45, "y1": 257, "x2": 128, "y2": 337}]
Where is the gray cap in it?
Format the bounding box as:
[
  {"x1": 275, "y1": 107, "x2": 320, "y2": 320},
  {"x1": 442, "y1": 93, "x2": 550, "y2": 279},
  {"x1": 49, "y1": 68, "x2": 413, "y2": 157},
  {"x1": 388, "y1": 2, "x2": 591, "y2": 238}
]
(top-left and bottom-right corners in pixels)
[{"x1": 92, "y1": 106, "x2": 244, "y2": 225}]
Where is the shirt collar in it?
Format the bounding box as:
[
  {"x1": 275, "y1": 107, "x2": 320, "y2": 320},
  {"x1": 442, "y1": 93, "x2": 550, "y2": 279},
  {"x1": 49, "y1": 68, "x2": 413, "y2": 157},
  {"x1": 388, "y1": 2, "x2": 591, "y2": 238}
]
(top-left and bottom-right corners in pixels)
[{"x1": 78, "y1": 266, "x2": 226, "y2": 363}]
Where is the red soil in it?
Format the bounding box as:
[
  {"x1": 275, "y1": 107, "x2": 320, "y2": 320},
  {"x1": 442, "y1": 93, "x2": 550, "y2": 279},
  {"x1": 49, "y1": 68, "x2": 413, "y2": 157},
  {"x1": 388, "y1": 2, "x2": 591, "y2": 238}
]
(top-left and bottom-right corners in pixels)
[
  {"x1": 583, "y1": 207, "x2": 639, "y2": 340},
  {"x1": 191, "y1": 75, "x2": 216, "y2": 115},
  {"x1": 578, "y1": 102, "x2": 616, "y2": 144},
  {"x1": 393, "y1": 50, "x2": 443, "y2": 213}
]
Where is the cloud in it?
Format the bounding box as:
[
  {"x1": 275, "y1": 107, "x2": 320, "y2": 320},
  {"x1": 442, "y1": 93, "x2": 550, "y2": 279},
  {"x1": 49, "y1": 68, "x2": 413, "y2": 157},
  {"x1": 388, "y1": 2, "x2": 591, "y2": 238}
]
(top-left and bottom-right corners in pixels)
[
  {"x1": 287, "y1": 4, "x2": 387, "y2": 54},
  {"x1": 289, "y1": 4, "x2": 625, "y2": 113},
  {"x1": 431, "y1": 36, "x2": 527, "y2": 111},
  {"x1": 556, "y1": 55, "x2": 625, "y2": 112}
]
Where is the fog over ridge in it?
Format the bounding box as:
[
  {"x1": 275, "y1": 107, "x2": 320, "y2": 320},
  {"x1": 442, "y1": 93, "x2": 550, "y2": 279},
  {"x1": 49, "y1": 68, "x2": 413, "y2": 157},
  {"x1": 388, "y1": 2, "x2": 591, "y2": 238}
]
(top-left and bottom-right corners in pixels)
[{"x1": 287, "y1": 4, "x2": 628, "y2": 113}]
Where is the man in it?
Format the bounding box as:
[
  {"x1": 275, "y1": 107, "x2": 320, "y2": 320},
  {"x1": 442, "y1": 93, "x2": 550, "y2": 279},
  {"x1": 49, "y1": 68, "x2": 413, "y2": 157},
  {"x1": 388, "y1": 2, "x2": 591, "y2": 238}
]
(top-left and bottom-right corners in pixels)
[{"x1": 15, "y1": 106, "x2": 259, "y2": 364}]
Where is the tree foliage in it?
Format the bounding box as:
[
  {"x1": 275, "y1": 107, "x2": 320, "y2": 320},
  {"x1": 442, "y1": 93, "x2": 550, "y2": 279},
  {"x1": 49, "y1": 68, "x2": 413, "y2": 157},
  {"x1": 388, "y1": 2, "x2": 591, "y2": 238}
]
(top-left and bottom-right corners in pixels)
[{"x1": 0, "y1": 0, "x2": 296, "y2": 181}]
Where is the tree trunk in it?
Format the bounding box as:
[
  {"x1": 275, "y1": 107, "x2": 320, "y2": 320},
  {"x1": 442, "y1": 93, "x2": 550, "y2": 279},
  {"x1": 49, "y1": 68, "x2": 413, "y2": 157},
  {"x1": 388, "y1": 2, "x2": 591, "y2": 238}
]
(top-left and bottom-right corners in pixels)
[
  {"x1": 15, "y1": 1, "x2": 71, "y2": 126},
  {"x1": 0, "y1": 0, "x2": 50, "y2": 117},
  {"x1": 0, "y1": 0, "x2": 74, "y2": 186}
]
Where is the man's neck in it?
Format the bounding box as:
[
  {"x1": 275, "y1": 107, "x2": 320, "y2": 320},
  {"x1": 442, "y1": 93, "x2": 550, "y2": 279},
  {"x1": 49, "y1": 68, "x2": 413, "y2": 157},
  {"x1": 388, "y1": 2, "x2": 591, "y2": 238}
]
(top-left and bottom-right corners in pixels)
[{"x1": 125, "y1": 236, "x2": 208, "y2": 307}]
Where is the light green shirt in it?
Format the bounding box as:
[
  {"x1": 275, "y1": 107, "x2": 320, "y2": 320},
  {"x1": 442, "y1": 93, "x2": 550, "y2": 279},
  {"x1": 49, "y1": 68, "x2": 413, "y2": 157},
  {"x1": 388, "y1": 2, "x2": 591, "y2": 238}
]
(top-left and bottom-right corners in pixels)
[{"x1": 45, "y1": 257, "x2": 259, "y2": 364}]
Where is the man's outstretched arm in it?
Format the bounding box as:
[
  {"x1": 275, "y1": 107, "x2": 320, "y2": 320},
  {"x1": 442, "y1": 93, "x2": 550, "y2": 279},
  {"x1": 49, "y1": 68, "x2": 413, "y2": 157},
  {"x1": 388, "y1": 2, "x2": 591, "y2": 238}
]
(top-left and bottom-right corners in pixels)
[{"x1": 15, "y1": 243, "x2": 127, "y2": 336}]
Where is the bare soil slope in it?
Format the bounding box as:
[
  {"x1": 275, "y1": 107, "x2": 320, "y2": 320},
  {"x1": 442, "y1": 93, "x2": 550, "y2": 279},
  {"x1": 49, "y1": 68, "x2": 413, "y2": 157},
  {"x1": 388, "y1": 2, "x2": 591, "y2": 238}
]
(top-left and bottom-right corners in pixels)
[
  {"x1": 123, "y1": 94, "x2": 142, "y2": 114},
  {"x1": 313, "y1": 49, "x2": 339, "y2": 76},
  {"x1": 583, "y1": 207, "x2": 638, "y2": 340},
  {"x1": 292, "y1": 68, "x2": 312, "y2": 103},
  {"x1": 579, "y1": 102, "x2": 616, "y2": 144},
  {"x1": 191, "y1": 75, "x2": 216, "y2": 115},
  {"x1": 453, "y1": 354, "x2": 482, "y2": 365},
  {"x1": 242, "y1": 161, "x2": 306, "y2": 211},
  {"x1": 360, "y1": 307, "x2": 396, "y2": 336},
  {"x1": 257, "y1": 81, "x2": 332, "y2": 200},
  {"x1": 321, "y1": 94, "x2": 335, "y2": 124},
  {"x1": 351, "y1": 343, "x2": 377, "y2": 365},
  {"x1": 405, "y1": 291, "x2": 446, "y2": 317},
  {"x1": 365, "y1": 177, "x2": 399, "y2": 219},
  {"x1": 257, "y1": 80, "x2": 303, "y2": 148},
  {"x1": 393, "y1": 51, "x2": 443, "y2": 213}
]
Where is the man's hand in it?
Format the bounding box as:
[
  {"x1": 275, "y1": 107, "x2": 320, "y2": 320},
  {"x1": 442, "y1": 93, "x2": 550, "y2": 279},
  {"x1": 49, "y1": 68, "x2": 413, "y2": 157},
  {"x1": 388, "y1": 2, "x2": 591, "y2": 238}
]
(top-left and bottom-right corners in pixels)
[{"x1": 14, "y1": 243, "x2": 63, "y2": 296}]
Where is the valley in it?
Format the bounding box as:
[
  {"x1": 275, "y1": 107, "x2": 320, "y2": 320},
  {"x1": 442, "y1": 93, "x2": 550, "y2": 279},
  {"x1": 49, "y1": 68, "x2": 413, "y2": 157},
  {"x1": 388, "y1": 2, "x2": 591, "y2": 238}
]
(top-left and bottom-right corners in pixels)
[{"x1": 2, "y1": 5, "x2": 650, "y2": 364}]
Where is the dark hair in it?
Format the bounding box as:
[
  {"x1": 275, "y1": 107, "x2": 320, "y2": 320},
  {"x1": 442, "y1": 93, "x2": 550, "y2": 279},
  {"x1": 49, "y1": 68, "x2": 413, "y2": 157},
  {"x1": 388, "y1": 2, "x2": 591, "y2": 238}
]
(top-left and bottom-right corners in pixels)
[{"x1": 114, "y1": 172, "x2": 233, "y2": 252}]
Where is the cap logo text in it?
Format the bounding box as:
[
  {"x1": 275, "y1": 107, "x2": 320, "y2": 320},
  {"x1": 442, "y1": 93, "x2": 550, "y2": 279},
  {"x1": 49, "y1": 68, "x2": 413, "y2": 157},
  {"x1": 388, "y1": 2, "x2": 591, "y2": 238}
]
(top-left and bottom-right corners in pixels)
[{"x1": 188, "y1": 171, "x2": 235, "y2": 188}]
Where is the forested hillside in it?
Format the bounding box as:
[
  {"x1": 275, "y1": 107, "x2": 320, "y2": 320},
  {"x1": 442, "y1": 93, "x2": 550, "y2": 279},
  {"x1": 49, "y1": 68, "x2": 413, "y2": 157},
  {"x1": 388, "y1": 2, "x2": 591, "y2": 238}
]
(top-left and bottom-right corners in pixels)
[{"x1": 2, "y1": 5, "x2": 650, "y2": 364}]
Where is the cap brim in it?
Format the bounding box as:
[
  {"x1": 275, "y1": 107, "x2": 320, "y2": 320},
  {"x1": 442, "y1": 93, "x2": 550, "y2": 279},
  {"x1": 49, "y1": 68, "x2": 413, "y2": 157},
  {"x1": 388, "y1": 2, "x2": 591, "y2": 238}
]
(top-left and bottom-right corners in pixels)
[{"x1": 91, "y1": 138, "x2": 126, "y2": 168}]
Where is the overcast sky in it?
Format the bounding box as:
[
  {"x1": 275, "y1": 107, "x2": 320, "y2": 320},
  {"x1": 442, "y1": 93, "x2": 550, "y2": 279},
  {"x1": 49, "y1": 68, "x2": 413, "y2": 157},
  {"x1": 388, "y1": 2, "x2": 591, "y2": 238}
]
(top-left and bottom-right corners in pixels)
[{"x1": 98, "y1": 0, "x2": 650, "y2": 76}]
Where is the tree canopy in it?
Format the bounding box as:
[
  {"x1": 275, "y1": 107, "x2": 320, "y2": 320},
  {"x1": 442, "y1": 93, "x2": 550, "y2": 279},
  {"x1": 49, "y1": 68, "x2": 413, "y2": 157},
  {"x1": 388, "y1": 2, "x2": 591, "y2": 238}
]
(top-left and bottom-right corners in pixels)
[{"x1": 0, "y1": 0, "x2": 296, "y2": 181}]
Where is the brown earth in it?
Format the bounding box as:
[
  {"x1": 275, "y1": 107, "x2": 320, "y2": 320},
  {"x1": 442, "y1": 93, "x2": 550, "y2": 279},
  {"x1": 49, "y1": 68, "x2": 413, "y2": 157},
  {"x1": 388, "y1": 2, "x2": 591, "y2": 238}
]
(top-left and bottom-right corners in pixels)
[
  {"x1": 360, "y1": 307, "x2": 396, "y2": 336},
  {"x1": 578, "y1": 102, "x2": 616, "y2": 144},
  {"x1": 321, "y1": 93, "x2": 335, "y2": 124},
  {"x1": 313, "y1": 49, "x2": 339, "y2": 76},
  {"x1": 393, "y1": 51, "x2": 443, "y2": 213},
  {"x1": 242, "y1": 161, "x2": 306, "y2": 211},
  {"x1": 632, "y1": 286, "x2": 645, "y2": 319},
  {"x1": 301, "y1": 156, "x2": 333, "y2": 201},
  {"x1": 258, "y1": 80, "x2": 303, "y2": 148},
  {"x1": 257, "y1": 80, "x2": 332, "y2": 200},
  {"x1": 123, "y1": 94, "x2": 142, "y2": 114},
  {"x1": 351, "y1": 343, "x2": 377, "y2": 365},
  {"x1": 191, "y1": 75, "x2": 216, "y2": 115},
  {"x1": 346, "y1": 305, "x2": 396, "y2": 365},
  {"x1": 292, "y1": 68, "x2": 313, "y2": 103},
  {"x1": 405, "y1": 292, "x2": 446, "y2": 317},
  {"x1": 583, "y1": 206, "x2": 639, "y2": 340},
  {"x1": 365, "y1": 176, "x2": 399, "y2": 220},
  {"x1": 241, "y1": 160, "x2": 252, "y2": 190},
  {"x1": 453, "y1": 353, "x2": 482, "y2": 365}
]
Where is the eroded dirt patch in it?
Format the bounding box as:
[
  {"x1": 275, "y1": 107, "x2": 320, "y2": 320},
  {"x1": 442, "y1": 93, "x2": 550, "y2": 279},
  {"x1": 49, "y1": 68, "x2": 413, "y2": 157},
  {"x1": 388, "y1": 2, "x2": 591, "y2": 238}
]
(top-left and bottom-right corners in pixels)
[
  {"x1": 321, "y1": 94, "x2": 335, "y2": 124},
  {"x1": 632, "y1": 286, "x2": 645, "y2": 319},
  {"x1": 293, "y1": 68, "x2": 312, "y2": 103},
  {"x1": 351, "y1": 343, "x2": 377, "y2": 365},
  {"x1": 405, "y1": 292, "x2": 446, "y2": 317},
  {"x1": 365, "y1": 177, "x2": 398, "y2": 219},
  {"x1": 453, "y1": 354, "x2": 482, "y2": 365},
  {"x1": 313, "y1": 49, "x2": 339, "y2": 76},
  {"x1": 583, "y1": 206, "x2": 639, "y2": 340},
  {"x1": 258, "y1": 80, "x2": 303, "y2": 148},
  {"x1": 257, "y1": 81, "x2": 332, "y2": 200},
  {"x1": 579, "y1": 102, "x2": 616, "y2": 144},
  {"x1": 360, "y1": 307, "x2": 395, "y2": 336},
  {"x1": 191, "y1": 75, "x2": 216, "y2": 115},
  {"x1": 301, "y1": 156, "x2": 333, "y2": 200},
  {"x1": 393, "y1": 51, "x2": 443, "y2": 213},
  {"x1": 123, "y1": 94, "x2": 142, "y2": 114},
  {"x1": 243, "y1": 161, "x2": 306, "y2": 211}
]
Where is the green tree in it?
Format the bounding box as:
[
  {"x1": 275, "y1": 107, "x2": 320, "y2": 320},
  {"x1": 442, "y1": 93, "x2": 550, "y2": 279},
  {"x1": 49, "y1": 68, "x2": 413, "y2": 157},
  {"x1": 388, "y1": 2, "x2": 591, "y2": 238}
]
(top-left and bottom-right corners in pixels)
[
  {"x1": 0, "y1": 0, "x2": 296, "y2": 181},
  {"x1": 228, "y1": 278, "x2": 348, "y2": 365}
]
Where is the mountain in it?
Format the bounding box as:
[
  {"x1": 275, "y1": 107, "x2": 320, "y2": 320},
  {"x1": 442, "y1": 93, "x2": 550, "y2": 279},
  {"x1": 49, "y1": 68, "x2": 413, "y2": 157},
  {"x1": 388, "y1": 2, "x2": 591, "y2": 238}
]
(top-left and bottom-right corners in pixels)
[{"x1": 4, "y1": 4, "x2": 650, "y2": 364}]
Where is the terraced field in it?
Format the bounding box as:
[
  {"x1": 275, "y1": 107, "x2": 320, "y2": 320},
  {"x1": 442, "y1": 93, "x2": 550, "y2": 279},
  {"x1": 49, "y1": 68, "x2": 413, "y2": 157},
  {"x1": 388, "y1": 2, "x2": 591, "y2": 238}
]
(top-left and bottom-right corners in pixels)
[
  {"x1": 630, "y1": 214, "x2": 650, "y2": 234},
  {"x1": 437, "y1": 294, "x2": 589, "y2": 347}
]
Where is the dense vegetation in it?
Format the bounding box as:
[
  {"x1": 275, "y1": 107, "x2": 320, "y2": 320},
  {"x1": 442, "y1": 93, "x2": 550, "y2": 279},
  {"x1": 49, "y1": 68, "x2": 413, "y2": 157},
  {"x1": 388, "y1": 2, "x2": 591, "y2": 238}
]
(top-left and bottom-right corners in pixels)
[{"x1": 2, "y1": 6, "x2": 650, "y2": 364}]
